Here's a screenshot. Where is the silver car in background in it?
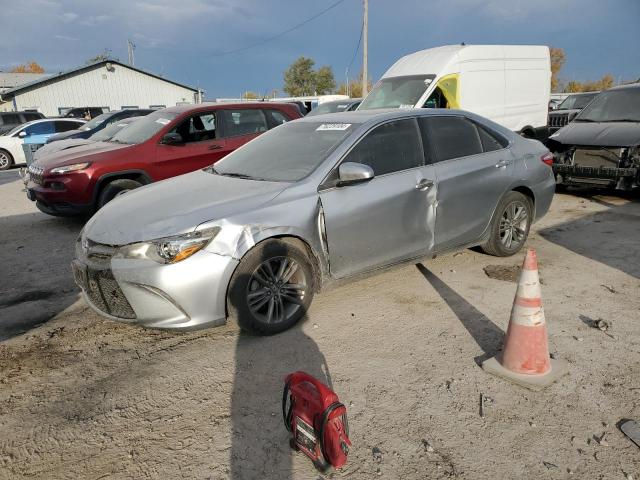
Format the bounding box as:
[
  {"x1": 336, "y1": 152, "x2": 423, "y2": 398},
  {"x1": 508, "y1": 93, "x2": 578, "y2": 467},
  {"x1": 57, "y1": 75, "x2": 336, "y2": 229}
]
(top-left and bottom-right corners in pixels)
[{"x1": 74, "y1": 109, "x2": 555, "y2": 335}]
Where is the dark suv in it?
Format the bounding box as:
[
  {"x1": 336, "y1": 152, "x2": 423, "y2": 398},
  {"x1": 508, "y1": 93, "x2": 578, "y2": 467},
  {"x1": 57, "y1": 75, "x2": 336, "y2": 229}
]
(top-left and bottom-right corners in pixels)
[
  {"x1": 0, "y1": 111, "x2": 45, "y2": 135},
  {"x1": 549, "y1": 83, "x2": 640, "y2": 191},
  {"x1": 26, "y1": 103, "x2": 302, "y2": 216}
]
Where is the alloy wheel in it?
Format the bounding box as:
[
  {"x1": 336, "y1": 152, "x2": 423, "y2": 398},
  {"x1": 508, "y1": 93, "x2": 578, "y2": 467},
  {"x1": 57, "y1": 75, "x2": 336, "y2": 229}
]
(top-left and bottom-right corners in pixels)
[
  {"x1": 246, "y1": 256, "x2": 307, "y2": 324},
  {"x1": 0, "y1": 152, "x2": 9, "y2": 169},
  {"x1": 499, "y1": 201, "x2": 529, "y2": 250}
]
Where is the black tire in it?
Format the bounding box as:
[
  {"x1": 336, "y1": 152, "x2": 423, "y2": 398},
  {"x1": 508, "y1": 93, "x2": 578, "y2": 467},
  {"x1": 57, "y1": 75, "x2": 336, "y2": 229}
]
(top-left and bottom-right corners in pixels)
[
  {"x1": 481, "y1": 191, "x2": 533, "y2": 257},
  {"x1": 227, "y1": 239, "x2": 316, "y2": 335},
  {"x1": 0, "y1": 149, "x2": 13, "y2": 171},
  {"x1": 97, "y1": 179, "x2": 143, "y2": 209}
]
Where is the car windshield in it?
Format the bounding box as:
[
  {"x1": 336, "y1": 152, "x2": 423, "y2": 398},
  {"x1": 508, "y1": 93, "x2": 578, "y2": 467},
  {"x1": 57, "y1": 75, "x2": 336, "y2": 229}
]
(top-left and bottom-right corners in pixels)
[
  {"x1": 307, "y1": 102, "x2": 350, "y2": 116},
  {"x1": 358, "y1": 75, "x2": 436, "y2": 110},
  {"x1": 557, "y1": 93, "x2": 598, "y2": 110},
  {"x1": 90, "y1": 119, "x2": 136, "y2": 141},
  {"x1": 575, "y1": 88, "x2": 640, "y2": 122},
  {"x1": 81, "y1": 112, "x2": 112, "y2": 131},
  {"x1": 210, "y1": 121, "x2": 357, "y2": 182},
  {"x1": 110, "y1": 110, "x2": 179, "y2": 144}
]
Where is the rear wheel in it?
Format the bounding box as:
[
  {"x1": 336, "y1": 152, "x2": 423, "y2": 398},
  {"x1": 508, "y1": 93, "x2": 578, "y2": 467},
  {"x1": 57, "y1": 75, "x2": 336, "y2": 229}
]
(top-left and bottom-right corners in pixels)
[
  {"x1": 97, "y1": 179, "x2": 143, "y2": 209},
  {"x1": 227, "y1": 239, "x2": 315, "y2": 335},
  {"x1": 481, "y1": 191, "x2": 532, "y2": 257},
  {"x1": 0, "y1": 149, "x2": 13, "y2": 170}
]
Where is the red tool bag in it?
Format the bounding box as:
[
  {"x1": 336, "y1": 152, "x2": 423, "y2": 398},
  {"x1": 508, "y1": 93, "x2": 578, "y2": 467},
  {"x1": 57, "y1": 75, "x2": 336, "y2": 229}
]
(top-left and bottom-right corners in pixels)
[{"x1": 282, "y1": 371, "x2": 351, "y2": 471}]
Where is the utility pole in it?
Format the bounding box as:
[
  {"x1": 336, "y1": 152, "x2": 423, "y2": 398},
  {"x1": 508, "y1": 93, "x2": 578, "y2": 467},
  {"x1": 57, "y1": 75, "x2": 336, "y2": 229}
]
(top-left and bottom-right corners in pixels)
[
  {"x1": 361, "y1": 0, "x2": 368, "y2": 96},
  {"x1": 127, "y1": 40, "x2": 136, "y2": 66}
]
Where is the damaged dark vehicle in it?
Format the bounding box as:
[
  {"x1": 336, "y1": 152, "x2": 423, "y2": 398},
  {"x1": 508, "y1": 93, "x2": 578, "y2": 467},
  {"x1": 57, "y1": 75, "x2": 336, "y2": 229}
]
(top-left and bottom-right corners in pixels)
[{"x1": 548, "y1": 83, "x2": 640, "y2": 191}]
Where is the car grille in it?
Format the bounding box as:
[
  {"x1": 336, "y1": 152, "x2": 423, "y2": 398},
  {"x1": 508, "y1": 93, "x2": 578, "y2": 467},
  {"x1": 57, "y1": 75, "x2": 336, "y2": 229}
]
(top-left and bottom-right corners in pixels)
[
  {"x1": 573, "y1": 148, "x2": 623, "y2": 168},
  {"x1": 549, "y1": 113, "x2": 569, "y2": 129},
  {"x1": 28, "y1": 164, "x2": 44, "y2": 185},
  {"x1": 76, "y1": 239, "x2": 136, "y2": 319}
]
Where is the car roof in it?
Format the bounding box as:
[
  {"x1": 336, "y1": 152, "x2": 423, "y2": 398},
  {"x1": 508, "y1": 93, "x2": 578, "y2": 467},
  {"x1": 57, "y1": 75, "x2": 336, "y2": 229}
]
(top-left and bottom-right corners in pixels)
[
  {"x1": 297, "y1": 107, "x2": 479, "y2": 125},
  {"x1": 159, "y1": 102, "x2": 295, "y2": 114},
  {"x1": 18, "y1": 117, "x2": 85, "y2": 128},
  {"x1": 608, "y1": 82, "x2": 640, "y2": 92}
]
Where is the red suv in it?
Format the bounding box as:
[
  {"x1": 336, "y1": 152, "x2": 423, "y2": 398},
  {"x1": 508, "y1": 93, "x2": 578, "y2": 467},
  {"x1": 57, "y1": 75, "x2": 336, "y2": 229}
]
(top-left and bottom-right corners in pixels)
[{"x1": 26, "y1": 103, "x2": 301, "y2": 216}]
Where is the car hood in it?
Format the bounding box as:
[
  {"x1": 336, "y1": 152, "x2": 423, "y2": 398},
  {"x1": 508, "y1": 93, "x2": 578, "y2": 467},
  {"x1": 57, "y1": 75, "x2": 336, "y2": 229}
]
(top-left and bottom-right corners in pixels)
[
  {"x1": 35, "y1": 138, "x2": 93, "y2": 158},
  {"x1": 48, "y1": 129, "x2": 86, "y2": 142},
  {"x1": 84, "y1": 169, "x2": 289, "y2": 245},
  {"x1": 34, "y1": 141, "x2": 130, "y2": 170},
  {"x1": 550, "y1": 121, "x2": 640, "y2": 147}
]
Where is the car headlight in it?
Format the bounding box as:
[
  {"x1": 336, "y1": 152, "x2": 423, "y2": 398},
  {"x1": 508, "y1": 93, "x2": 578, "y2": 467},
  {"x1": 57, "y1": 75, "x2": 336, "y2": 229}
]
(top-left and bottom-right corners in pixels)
[
  {"x1": 51, "y1": 162, "x2": 91, "y2": 174},
  {"x1": 114, "y1": 227, "x2": 221, "y2": 264}
]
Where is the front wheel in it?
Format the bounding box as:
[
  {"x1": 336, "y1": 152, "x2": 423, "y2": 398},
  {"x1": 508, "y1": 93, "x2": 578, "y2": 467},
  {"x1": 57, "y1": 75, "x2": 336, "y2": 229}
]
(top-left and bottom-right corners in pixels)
[
  {"x1": 227, "y1": 239, "x2": 315, "y2": 335},
  {"x1": 0, "y1": 149, "x2": 13, "y2": 171},
  {"x1": 481, "y1": 191, "x2": 533, "y2": 257},
  {"x1": 97, "y1": 179, "x2": 143, "y2": 209}
]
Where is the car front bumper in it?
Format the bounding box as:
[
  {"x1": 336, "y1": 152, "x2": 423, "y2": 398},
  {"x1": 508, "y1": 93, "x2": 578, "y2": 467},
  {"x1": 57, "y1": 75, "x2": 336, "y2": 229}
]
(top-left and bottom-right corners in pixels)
[{"x1": 73, "y1": 248, "x2": 239, "y2": 330}]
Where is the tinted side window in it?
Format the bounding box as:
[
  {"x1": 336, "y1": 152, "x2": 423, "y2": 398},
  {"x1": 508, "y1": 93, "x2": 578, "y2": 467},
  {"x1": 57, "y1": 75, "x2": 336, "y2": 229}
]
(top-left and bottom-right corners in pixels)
[
  {"x1": 25, "y1": 121, "x2": 55, "y2": 135},
  {"x1": 477, "y1": 124, "x2": 508, "y2": 152},
  {"x1": 2, "y1": 113, "x2": 21, "y2": 125},
  {"x1": 344, "y1": 119, "x2": 423, "y2": 176},
  {"x1": 22, "y1": 113, "x2": 42, "y2": 122},
  {"x1": 55, "y1": 121, "x2": 81, "y2": 133},
  {"x1": 267, "y1": 109, "x2": 290, "y2": 128},
  {"x1": 222, "y1": 109, "x2": 268, "y2": 137},
  {"x1": 421, "y1": 116, "x2": 482, "y2": 162}
]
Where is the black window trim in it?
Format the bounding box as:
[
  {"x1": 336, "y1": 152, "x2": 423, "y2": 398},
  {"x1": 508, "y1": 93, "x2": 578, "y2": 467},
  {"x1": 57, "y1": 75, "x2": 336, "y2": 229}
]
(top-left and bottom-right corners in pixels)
[
  {"x1": 319, "y1": 116, "x2": 426, "y2": 192},
  {"x1": 421, "y1": 115, "x2": 510, "y2": 165}
]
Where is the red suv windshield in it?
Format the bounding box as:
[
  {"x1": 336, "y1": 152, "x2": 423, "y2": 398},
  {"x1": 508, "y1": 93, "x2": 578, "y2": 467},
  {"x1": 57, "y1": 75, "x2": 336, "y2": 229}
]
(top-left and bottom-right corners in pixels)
[{"x1": 110, "y1": 110, "x2": 179, "y2": 144}]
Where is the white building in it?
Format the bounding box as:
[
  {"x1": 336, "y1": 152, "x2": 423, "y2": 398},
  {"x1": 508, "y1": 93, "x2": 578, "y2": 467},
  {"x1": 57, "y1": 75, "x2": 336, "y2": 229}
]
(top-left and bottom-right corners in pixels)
[{"x1": 0, "y1": 60, "x2": 200, "y2": 116}]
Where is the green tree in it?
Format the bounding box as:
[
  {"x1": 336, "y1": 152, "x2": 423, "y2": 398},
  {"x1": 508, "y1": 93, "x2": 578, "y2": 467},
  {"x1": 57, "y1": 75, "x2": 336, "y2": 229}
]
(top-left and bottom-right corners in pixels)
[
  {"x1": 338, "y1": 72, "x2": 372, "y2": 98},
  {"x1": 283, "y1": 56, "x2": 317, "y2": 96},
  {"x1": 283, "y1": 57, "x2": 337, "y2": 96},
  {"x1": 315, "y1": 65, "x2": 336, "y2": 95}
]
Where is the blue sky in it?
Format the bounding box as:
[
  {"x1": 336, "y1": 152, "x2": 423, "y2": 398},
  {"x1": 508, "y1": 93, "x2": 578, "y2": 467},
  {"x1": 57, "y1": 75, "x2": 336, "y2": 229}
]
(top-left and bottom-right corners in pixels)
[{"x1": 0, "y1": 0, "x2": 638, "y2": 98}]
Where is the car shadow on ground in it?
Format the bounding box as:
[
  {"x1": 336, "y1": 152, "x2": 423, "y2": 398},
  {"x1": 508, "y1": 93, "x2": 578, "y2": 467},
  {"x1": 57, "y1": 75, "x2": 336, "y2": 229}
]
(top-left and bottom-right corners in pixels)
[
  {"x1": 0, "y1": 211, "x2": 86, "y2": 341},
  {"x1": 229, "y1": 242, "x2": 331, "y2": 479},
  {"x1": 539, "y1": 190, "x2": 640, "y2": 279},
  {"x1": 416, "y1": 263, "x2": 505, "y2": 365}
]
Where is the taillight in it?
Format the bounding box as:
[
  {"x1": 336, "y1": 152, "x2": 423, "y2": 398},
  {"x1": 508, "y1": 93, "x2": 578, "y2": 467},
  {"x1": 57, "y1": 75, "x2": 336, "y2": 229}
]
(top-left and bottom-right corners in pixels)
[{"x1": 541, "y1": 152, "x2": 554, "y2": 166}]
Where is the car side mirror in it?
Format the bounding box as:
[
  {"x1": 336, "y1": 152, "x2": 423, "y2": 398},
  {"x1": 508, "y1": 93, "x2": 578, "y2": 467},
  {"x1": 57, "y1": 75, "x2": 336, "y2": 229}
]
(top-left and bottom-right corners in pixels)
[
  {"x1": 18, "y1": 131, "x2": 27, "y2": 138},
  {"x1": 337, "y1": 162, "x2": 374, "y2": 186},
  {"x1": 160, "y1": 132, "x2": 184, "y2": 146}
]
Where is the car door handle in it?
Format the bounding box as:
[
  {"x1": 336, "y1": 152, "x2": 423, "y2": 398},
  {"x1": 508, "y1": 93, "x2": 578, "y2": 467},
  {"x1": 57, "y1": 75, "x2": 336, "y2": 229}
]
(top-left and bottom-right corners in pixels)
[
  {"x1": 415, "y1": 178, "x2": 434, "y2": 190},
  {"x1": 208, "y1": 144, "x2": 223, "y2": 150},
  {"x1": 495, "y1": 159, "x2": 513, "y2": 168}
]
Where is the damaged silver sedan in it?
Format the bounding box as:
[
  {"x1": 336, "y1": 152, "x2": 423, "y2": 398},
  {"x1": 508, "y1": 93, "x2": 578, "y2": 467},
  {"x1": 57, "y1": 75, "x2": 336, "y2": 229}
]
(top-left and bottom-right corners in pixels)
[{"x1": 74, "y1": 109, "x2": 555, "y2": 335}]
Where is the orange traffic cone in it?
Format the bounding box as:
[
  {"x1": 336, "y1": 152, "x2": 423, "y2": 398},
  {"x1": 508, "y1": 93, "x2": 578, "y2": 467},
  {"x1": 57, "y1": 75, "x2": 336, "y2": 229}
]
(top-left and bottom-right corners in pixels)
[{"x1": 482, "y1": 249, "x2": 568, "y2": 390}]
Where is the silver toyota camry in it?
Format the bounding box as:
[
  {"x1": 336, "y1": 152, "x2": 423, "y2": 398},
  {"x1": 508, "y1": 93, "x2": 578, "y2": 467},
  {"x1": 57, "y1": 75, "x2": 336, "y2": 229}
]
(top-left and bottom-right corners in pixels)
[{"x1": 74, "y1": 109, "x2": 555, "y2": 335}]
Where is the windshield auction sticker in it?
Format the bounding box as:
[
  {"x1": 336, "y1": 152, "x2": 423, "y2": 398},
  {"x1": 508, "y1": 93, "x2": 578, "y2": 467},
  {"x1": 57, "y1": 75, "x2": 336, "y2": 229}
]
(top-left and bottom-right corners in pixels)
[
  {"x1": 155, "y1": 118, "x2": 171, "y2": 125},
  {"x1": 316, "y1": 123, "x2": 351, "y2": 131}
]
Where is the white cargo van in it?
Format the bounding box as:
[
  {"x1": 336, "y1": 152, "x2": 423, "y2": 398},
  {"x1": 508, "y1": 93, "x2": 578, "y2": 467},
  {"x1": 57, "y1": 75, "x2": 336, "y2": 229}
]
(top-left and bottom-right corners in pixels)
[{"x1": 358, "y1": 44, "x2": 551, "y2": 139}]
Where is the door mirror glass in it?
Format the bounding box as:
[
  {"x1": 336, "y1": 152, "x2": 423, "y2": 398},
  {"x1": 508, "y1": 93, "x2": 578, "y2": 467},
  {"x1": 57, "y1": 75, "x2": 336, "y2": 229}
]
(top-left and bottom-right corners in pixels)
[
  {"x1": 18, "y1": 131, "x2": 27, "y2": 138},
  {"x1": 338, "y1": 162, "x2": 374, "y2": 186},
  {"x1": 160, "y1": 132, "x2": 184, "y2": 146}
]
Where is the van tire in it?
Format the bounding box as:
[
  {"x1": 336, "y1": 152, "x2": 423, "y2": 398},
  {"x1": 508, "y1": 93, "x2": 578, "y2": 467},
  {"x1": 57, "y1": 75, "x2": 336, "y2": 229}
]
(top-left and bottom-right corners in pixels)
[
  {"x1": 0, "y1": 149, "x2": 13, "y2": 170},
  {"x1": 481, "y1": 191, "x2": 533, "y2": 257},
  {"x1": 97, "y1": 179, "x2": 143, "y2": 209}
]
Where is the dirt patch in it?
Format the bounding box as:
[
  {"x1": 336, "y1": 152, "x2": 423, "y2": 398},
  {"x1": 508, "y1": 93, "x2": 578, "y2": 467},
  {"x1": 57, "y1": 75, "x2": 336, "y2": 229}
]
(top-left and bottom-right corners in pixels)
[{"x1": 482, "y1": 264, "x2": 520, "y2": 282}]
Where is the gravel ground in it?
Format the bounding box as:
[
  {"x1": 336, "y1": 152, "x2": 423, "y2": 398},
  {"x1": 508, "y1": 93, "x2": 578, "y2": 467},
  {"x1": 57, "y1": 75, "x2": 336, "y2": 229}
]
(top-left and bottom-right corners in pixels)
[{"x1": 0, "y1": 170, "x2": 638, "y2": 479}]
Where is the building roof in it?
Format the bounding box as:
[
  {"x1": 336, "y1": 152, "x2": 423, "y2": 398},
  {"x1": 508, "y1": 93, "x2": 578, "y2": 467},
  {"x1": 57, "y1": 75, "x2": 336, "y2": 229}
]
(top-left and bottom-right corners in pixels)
[
  {"x1": 0, "y1": 72, "x2": 51, "y2": 92},
  {"x1": 0, "y1": 60, "x2": 197, "y2": 99}
]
